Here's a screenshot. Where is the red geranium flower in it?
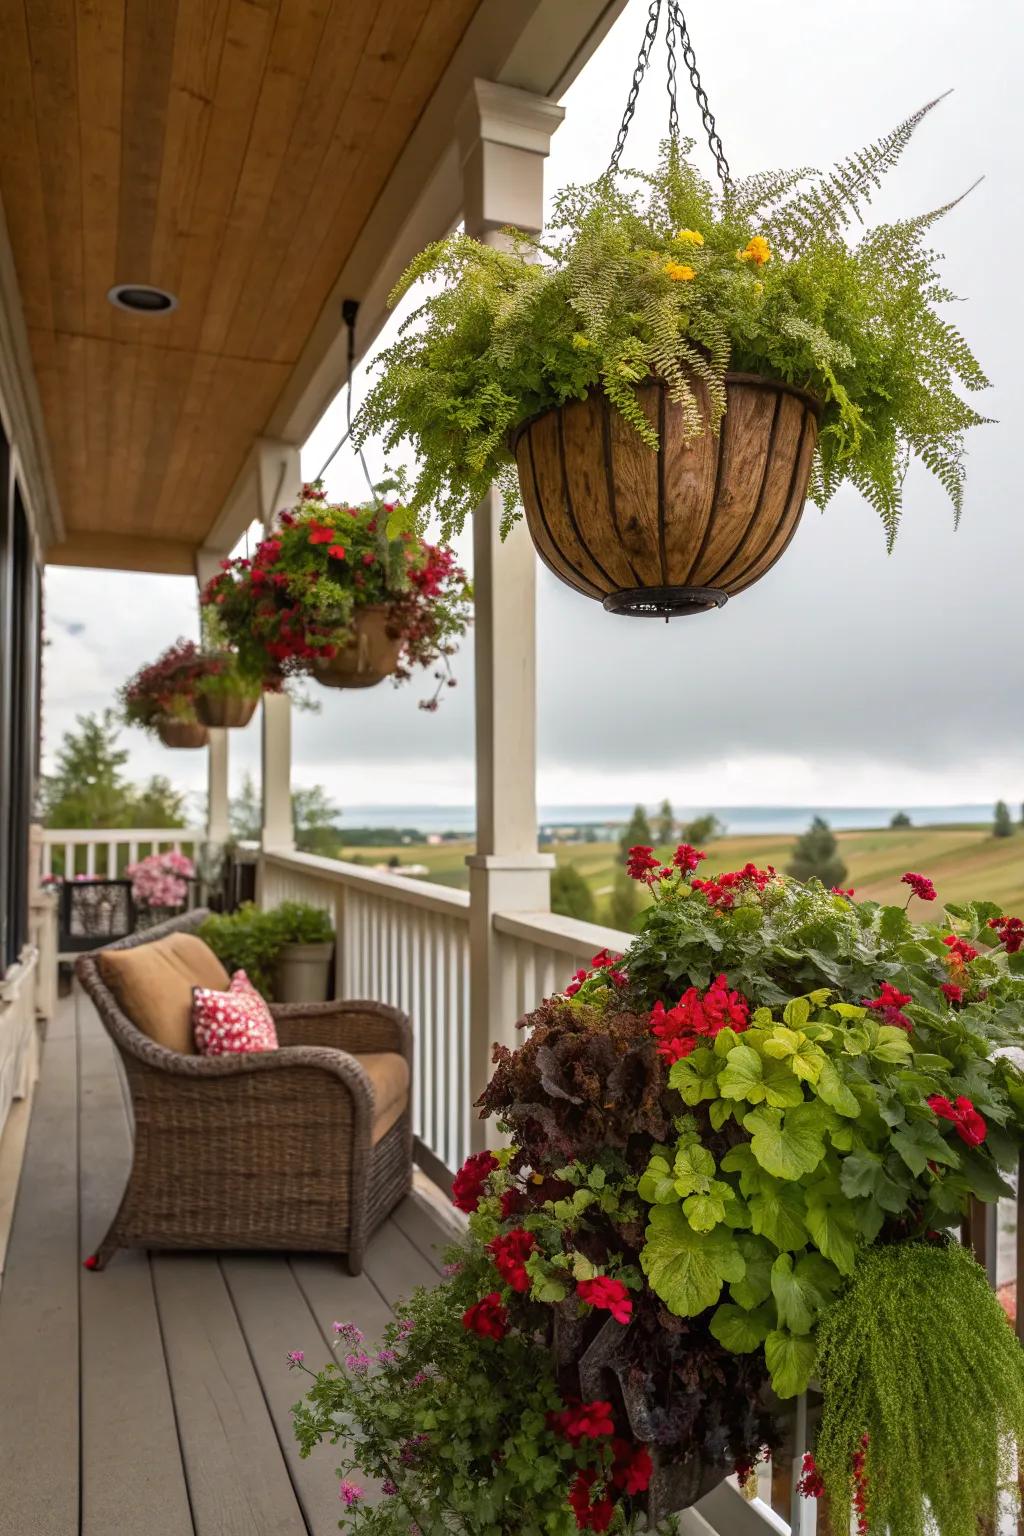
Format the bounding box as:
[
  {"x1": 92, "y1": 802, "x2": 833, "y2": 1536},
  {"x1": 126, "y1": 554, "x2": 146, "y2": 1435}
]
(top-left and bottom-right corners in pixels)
[
  {"x1": 864, "y1": 981, "x2": 913, "y2": 1031},
  {"x1": 500, "y1": 1187, "x2": 529, "y2": 1220},
  {"x1": 610, "y1": 1439, "x2": 653, "y2": 1495},
  {"x1": 941, "y1": 982, "x2": 964, "y2": 1005},
  {"x1": 487, "y1": 1228, "x2": 536, "y2": 1293},
  {"x1": 462, "y1": 1293, "x2": 509, "y2": 1340},
  {"x1": 989, "y1": 915, "x2": 1024, "y2": 954},
  {"x1": 928, "y1": 1093, "x2": 987, "y2": 1147},
  {"x1": 831, "y1": 886, "x2": 855, "y2": 898},
  {"x1": 577, "y1": 1276, "x2": 633, "y2": 1325},
  {"x1": 673, "y1": 843, "x2": 706, "y2": 874},
  {"x1": 650, "y1": 974, "x2": 750, "y2": 1061},
  {"x1": 943, "y1": 935, "x2": 979, "y2": 966},
  {"x1": 568, "y1": 1470, "x2": 615, "y2": 1532},
  {"x1": 902, "y1": 871, "x2": 937, "y2": 902},
  {"x1": 327, "y1": 544, "x2": 346, "y2": 560},
  {"x1": 308, "y1": 523, "x2": 334, "y2": 544},
  {"x1": 797, "y1": 1451, "x2": 825, "y2": 1499},
  {"x1": 549, "y1": 1399, "x2": 616, "y2": 1444},
  {"x1": 451, "y1": 1150, "x2": 498, "y2": 1213},
  {"x1": 625, "y1": 845, "x2": 660, "y2": 882}
]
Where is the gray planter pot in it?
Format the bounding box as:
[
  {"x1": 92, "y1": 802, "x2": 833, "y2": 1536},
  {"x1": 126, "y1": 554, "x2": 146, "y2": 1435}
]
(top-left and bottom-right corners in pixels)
[{"x1": 273, "y1": 941, "x2": 333, "y2": 1004}]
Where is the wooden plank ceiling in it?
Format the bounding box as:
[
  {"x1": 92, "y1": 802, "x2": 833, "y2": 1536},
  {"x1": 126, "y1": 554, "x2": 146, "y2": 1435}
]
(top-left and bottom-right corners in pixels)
[{"x1": 0, "y1": 0, "x2": 481, "y2": 569}]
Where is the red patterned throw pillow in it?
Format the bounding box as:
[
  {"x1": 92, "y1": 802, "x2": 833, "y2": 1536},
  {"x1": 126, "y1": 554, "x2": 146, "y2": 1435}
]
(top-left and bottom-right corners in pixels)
[{"x1": 192, "y1": 968, "x2": 279, "y2": 1056}]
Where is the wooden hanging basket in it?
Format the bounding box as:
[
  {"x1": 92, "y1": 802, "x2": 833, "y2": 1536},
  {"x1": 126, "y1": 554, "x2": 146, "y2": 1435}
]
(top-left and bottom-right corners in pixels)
[
  {"x1": 156, "y1": 718, "x2": 209, "y2": 749},
  {"x1": 510, "y1": 373, "x2": 821, "y2": 617},
  {"x1": 194, "y1": 692, "x2": 260, "y2": 730},
  {"x1": 311, "y1": 605, "x2": 404, "y2": 690}
]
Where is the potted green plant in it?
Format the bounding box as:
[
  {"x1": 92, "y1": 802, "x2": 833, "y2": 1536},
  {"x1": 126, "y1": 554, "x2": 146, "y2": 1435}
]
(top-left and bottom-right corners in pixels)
[
  {"x1": 201, "y1": 480, "x2": 472, "y2": 707},
  {"x1": 356, "y1": 99, "x2": 987, "y2": 618},
  {"x1": 192, "y1": 617, "x2": 266, "y2": 729},
  {"x1": 199, "y1": 901, "x2": 335, "y2": 1003},
  {"x1": 293, "y1": 854, "x2": 1024, "y2": 1533}
]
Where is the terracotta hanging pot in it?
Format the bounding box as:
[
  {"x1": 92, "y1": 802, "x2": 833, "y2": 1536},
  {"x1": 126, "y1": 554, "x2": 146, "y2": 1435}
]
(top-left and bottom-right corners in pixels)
[
  {"x1": 510, "y1": 373, "x2": 821, "y2": 617},
  {"x1": 194, "y1": 692, "x2": 260, "y2": 730},
  {"x1": 312, "y1": 604, "x2": 404, "y2": 690},
  {"x1": 156, "y1": 718, "x2": 209, "y2": 749}
]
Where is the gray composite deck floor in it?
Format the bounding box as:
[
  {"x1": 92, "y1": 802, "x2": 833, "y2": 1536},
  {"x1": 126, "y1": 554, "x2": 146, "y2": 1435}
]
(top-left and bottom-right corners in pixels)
[{"x1": 0, "y1": 988, "x2": 461, "y2": 1536}]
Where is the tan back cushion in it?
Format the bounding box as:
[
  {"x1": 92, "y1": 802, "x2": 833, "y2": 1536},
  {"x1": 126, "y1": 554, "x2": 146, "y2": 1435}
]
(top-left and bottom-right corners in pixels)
[{"x1": 97, "y1": 932, "x2": 230, "y2": 1054}]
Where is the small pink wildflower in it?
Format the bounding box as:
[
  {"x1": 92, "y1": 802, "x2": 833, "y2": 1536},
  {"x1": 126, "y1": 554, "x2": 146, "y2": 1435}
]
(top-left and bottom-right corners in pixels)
[
  {"x1": 286, "y1": 1350, "x2": 304, "y2": 1368},
  {"x1": 376, "y1": 1348, "x2": 399, "y2": 1365},
  {"x1": 410, "y1": 1370, "x2": 429, "y2": 1387},
  {"x1": 397, "y1": 1317, "x2": 415, "y2": 1338},
  {"x1": 333, "y1": 1321, "x2": 364, "y2": 1343},
  {"x1": 382, "y1": 1478, "x2": 399, "y2": 1496},
  {"x1": 338, "y1": 1480, "x2": 363, "y2": 1506},
  {"x1": 345, "y1": 1351, "x2": 371, "y2": 1375},
  {"x1": 442, "y1": 1261, "x2": 463, "y2": 1278}
]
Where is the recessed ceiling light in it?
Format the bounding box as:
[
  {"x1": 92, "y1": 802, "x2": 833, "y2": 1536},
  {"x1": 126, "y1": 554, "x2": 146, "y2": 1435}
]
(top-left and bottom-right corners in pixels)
[{"x1": 107, "y1": 283, "x2": 178, "y2": 314}]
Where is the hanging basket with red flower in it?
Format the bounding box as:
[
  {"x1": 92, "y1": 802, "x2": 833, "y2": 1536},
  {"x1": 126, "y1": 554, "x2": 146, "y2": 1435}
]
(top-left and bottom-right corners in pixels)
[
  {"x1": 201, "y1": 481, "x2": 471, "y2": 706},
  {"x1": 119, "y1": 638, "x2": 265, "y2": 746},
  {"x1": 292, "y1": 855, "x2": 1024, "y2": 1535}
]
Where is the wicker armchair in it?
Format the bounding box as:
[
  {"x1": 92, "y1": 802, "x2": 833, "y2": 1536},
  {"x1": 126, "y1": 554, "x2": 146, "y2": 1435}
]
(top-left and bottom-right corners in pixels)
[{"x1": 75, "y1": 909, "x2": 412, "y2": 1274}]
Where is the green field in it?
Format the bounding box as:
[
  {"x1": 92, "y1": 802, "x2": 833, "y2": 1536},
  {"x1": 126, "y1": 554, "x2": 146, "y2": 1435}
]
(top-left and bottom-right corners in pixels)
[{"x1": 333, "y1": 823, "x2": 1024, "y2": 926}]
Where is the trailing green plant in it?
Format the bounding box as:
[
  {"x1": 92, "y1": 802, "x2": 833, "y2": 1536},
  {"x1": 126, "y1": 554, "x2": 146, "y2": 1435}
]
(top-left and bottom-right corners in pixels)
[
  {"x1": 357, "y1": 102, "x2": 988, "y2": 547},
  {"x1": 198, "y1": 901, "x2": 334, "y2": 998},
  {"x1": 813, "y1": 1241, "x2": 1024, "y2": 1536}
]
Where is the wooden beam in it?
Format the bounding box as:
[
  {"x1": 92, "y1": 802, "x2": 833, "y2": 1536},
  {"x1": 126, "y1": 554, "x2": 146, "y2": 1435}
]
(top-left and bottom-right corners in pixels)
[{"x1": 45, "y1": 531, "x2": 196, "y2": 575}]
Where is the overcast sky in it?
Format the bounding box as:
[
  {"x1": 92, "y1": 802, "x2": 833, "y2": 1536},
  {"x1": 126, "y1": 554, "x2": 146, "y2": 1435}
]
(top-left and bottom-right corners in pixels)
[{"x1": 43, "y1": 0, "x2": 1024, "y2": 821}]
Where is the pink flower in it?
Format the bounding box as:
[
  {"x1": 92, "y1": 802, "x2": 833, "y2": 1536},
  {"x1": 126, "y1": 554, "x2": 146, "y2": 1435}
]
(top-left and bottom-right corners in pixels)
[
  {"x1": 286, "y1": 1350, "x2": 304, "y2": 1367},
  {"x1": 345, "y1": 1351, "x2": 371, "y2": 1374},
  {"x1": 332, "y1": 1321, "x2": 364, "y2": 1342},
  {"x1": 902, "y1": 871, "x2": 937, "y2": 902},
  {"x1": 338, "y1": 1480, "x2": 363, "y2": 1506}
]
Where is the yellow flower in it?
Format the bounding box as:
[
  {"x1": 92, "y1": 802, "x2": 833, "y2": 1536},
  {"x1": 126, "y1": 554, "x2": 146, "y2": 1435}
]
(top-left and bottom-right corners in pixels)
[
  {"x1": 674, "y1": 228, "x2": 705, "y2": 246},
  {"x1": 737, "y1": 235, "x2": 772, "y2": 266},
  {"x1": 571, "y1": 333, "x2": 592, "y2": 350},
  {"x1": 664, "y1": 261, "x2": 696, "y2": 282},
  {"x1": 753, "y1": 281, "x2": 764, "y2": 296}
]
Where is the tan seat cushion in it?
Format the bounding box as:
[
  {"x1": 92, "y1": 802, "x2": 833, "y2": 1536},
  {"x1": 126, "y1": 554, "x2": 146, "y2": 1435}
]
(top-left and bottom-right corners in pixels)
[
  {"x1": 97, "y1": 933, "x2": 230, "y2": 1054},
  {"x1": 354, "y1": 1051, "x2": 410, "y2": 1144}
]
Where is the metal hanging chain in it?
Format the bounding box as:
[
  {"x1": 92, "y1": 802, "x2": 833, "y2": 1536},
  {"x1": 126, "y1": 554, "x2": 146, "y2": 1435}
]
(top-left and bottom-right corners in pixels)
[
  {"x1": 314, "y1": 300, "x2": 380, "y2": 507},
  {"x1": 669, "y1": 1, "x2": 731, "y2": 187},
  {"x1": 607, "y1": 0, "x2": 731, "y2": 188},
  {"x1": 608, "y1": 0, "x2": 663, "y2": 173}
]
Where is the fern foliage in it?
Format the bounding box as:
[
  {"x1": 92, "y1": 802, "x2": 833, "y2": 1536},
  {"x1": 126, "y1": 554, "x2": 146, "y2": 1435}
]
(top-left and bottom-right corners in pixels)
[{"x1": 356, "y1": 104, "x2": 988, "y2": 547}]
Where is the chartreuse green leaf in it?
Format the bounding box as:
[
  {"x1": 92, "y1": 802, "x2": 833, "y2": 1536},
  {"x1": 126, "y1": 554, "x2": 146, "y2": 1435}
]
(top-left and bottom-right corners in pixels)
[
  {"x1": 710, "y1": 1301, "x2": 775, "y2": 1353},
  {"x1": 805, "y1": 1188, "x2": 859, "y2": 1274},
  {"x1": 748, "y1": 1178, "x2": 808, "y2": 1250},
  {"x1": 783, "y1": 997, "x2": 811, "y2": 1029},
  {"x1": 720, "y1": 1042, "x2": 805, "y2": 1108},
  {"x1": 743, "y1": 1104, "x2": 827, "y2": 1181},
  {"x1": 637, "y1": 1154, "x2": 677, "y2": 1206},
  {"x1": 668, "y1": 1047, "x2": 720, "y2": 1105},
  {"x1": 762, "y1": 1026, "x2": 825, "y2": 1083},
  {"x1": 641, "y1": 1206, "x2": 745, "y2": 1317},
  {"x1": 672, "y1": 1144, "x2": 715, "y2": 1196},
  {"x1": 684, "y1": 1180, "x2": 732, "y2": 1232},
  {"x1": 709, "y1": 1099, "x2": 736, "y2": 1131},
  {"x1": 770, "y1": 1251, "x2": 842, "y2": 1333},
  {"x1": 815, "y1": 1059, "x2": 860, "y2": 1118},
  {"x1": 730, "y1": 1235, "x2": 776, "y2": 1309},
  {"x1": 765, "y1": 1328, "x2": 817, "y2": 1398},
  {"x1": 871, "y1": 1025, "x2": 914, "y2": 1064}
]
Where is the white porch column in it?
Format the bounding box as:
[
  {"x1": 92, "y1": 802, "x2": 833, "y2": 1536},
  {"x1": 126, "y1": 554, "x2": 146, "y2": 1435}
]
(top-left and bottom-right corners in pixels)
[
  {"x1": 460, "y1": 82, "x2": 564, "y2": 1145},
  {"x1": 195, "y1": 548, "x2": 230, "y2": 846},
  {"x1": 258, "y1": 441, "x2": 303, "y2": 852}
]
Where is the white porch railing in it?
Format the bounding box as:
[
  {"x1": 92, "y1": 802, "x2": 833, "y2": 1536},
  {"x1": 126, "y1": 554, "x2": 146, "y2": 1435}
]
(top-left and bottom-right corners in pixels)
[
  {"x1": 38, "y1": 827, "x2": 205, "y2": 880},
  {"x1": 259, "y1": 849, "x2": 632, "y2": 1182}
]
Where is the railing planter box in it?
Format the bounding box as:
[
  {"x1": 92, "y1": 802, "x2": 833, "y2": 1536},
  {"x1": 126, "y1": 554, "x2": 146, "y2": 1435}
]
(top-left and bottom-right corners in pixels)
[
  {"x1": 273, "y1": 940, "x2": 333, "y2": 1003},
  {"x1": 156, "y1": 718, "x2": 209, "y2": 749},
  {"x1": 511, "y1": 375, "x2": 820, "y2": 617},
  {"x1": 312, "y1": 606, "x2": 403, "y2": 690}
]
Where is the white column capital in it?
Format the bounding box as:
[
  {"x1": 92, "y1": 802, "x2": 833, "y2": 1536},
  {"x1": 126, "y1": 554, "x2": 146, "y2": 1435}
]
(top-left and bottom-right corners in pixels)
[
  {"x1": 457, "y1": 80, "x2": 565, "y2": 160},
  {"x1": 255, "y1": 438, "x2": 303, "y2": 530},
  {"x1": 458, "y1": 78, "x2": 564, "y2": 241}
]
